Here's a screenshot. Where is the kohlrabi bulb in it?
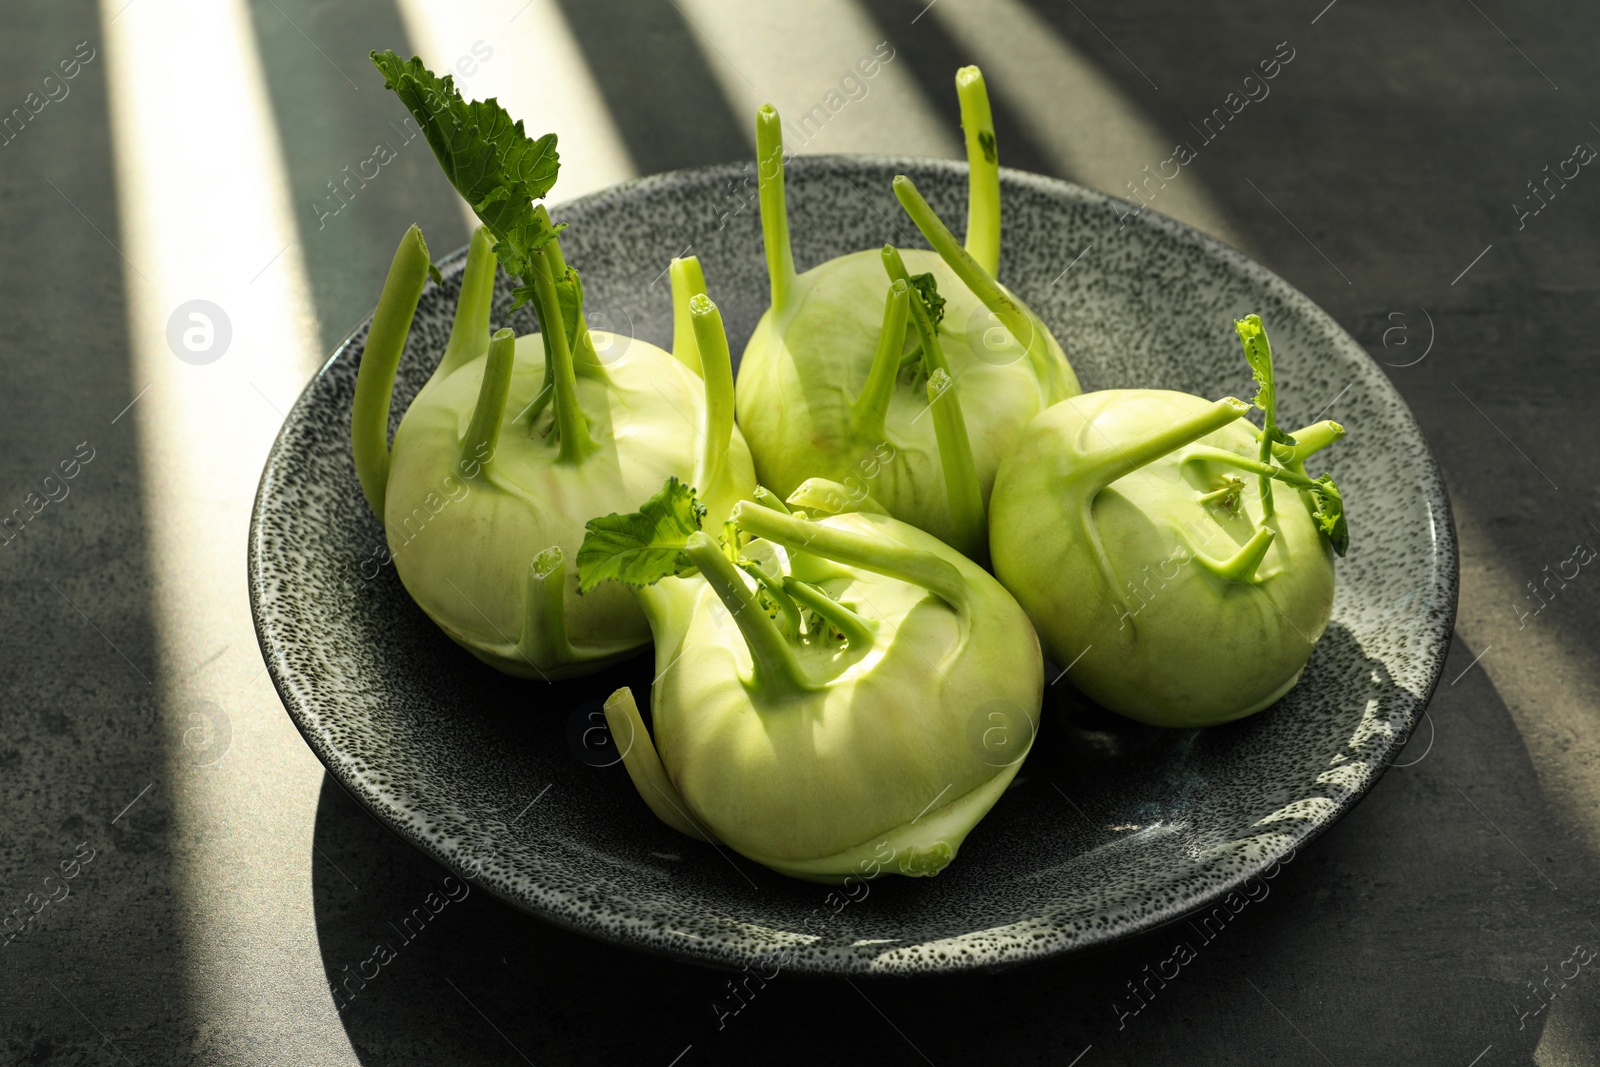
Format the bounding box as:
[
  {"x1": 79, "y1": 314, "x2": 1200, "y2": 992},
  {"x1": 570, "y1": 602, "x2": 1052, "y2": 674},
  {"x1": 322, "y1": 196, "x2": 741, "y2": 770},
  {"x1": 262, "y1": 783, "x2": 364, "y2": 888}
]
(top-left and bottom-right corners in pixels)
[
  {"x1": 359, "y1": 52, "x2": 755, "y2": 678},
  {"x1": 577, "y1": 457, "x2": 1044, "y2": 882},
  {"x1": 734, "y1": 67, "x2": 1080, "y2": 563},
  {"x1": 352, "y1": 225, "x2": 754, "y2": 679},
  {"x1": 988, "y1": 316, "x2": 1348, "y2": 727}
]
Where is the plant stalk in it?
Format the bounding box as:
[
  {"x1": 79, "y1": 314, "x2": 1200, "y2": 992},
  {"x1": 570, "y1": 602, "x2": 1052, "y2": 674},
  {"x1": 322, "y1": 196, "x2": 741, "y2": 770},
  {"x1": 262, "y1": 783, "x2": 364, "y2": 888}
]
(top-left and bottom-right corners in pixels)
[
  {"x1": 460, "y1": 327, "x2": 516, "y2": 472},
  {"x1": 956, "y1": 65, "x2": 1001, "y2": 276},
  {"x1": 1195, "y1": 526, "x2": 1276, "y2": 583},
  {"x1": 740, "y1": 558, "x2": 802, "y2": 637},
  {"x1": 893, "y1": 175, "x2": 1028, "y2": 351},
  {"x1": 1182, "y1": 447, "x2": 1325, "y2": 494},
  {"x1": 1272, "y1": 420, "x2": 1345, "y2": 471},
  {"x1": 908, "y1": 290, "x2": 986, "y2": 562},
  {"x1": 602, "y1": 687, "x2": 714, "y2": 842},
  {"x1": 532, "y1": 204, "x2": 608, "y2": 382},
  {"x1": 353, "y1": 224, "x2": 432, "y2": 517},
  {"x1": 732, "y1": 503, "x2": 968, "y2": 611},
  {"x1": 685, "y1": 532, "x2": 814, "y2": 696},
  {"x1": 669, "y1": 256, "x2": 710, "y2": 375},
  {"x1": 756, "y1": 105, "x2": 797, "y2": 314},
  {"x1": 783, "y1": 577, "x2": 877, "y2": 649},
  {"x1": 439, "y1": 225, "x2": 496, "y2": 379},
  {"x1": 751, "y1": 486, "x2": 791, "y2": 514},
  {"x1": 879, "y1": 246, "x2": 925, "y2": 370},
  {"x1": 529, "y1": 247, "x2": 596, "y2": 463},
  {"x1": 519, "y1": 546, "x2": 571, "y2": 667},
  {"x1": 852, "y1": 280, "x2": 911, "y2": 440},
  {"x1": 689, "y1": 294, "x2": 739, "y2": 505},
  {"x1": 1080, "y1": 397, "x2": 1251, "y2": 491}
]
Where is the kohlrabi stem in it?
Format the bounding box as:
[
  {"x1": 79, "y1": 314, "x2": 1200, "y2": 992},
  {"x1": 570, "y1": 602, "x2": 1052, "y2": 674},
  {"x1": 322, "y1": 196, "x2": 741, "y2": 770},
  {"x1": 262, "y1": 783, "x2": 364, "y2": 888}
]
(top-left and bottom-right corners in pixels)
[
  {"x1": 785, "y1": 477, "x2": 889, "y2": 517},
  {"x1": 928, "y1": 369, "x2": 988, "y2": 561},
  {"x1": 520, "y1": 546, "x2": 571, "y2": 667},
  {"x1": 1257, "y1": 435, "x2": 1276, "y2": 518},
  {"x1": 529, "y1": 247, "x2": 596, "y2": 464},
  {"x1": 461, "y1": 328, "x2": 516, "y2": 472},
  {"x1": 532, "y1": 204, "x2": 608, "y2": 382},
  {"x1": 535, "y1": 204, "x2": 567, "y2": 274},
  {"x1": 353, "y1": 224, "x2": 431, "y2": 517},
  {"x1": 684, "y1": 532, "x2": 815, "y2": 696},
  {"x1": 752, "y1": 486, "x2": 792, "y2": 514},
  {"x1": 852, "y1": 279, "x2": 911, "y2": 440},
  {"x1": 520, "y1": 380, "x2": 554, "y2": 431},
  {"x1": 956, "y1": 65, "x2": 1001, "y2": 277},
  {"x1": 893, "y1": 175, "x2": 1028, "y2": 345},
  {"x1": 907, "y1": 279, "x2": 954, "y2": 377},
  {"x1": 1183, "y1": 447, "x2": 1323, "y2": 494},
  {"x1": 731, "y1": 503, "x2": 968, "y2": 611},
  {"x1": 689, "y1": 294, "x2": 739, "y2": 504},
  {"x1": 756, "y1": 105, "x2": 797, "y2": 315},
  {"x1": 740, "y1": 558, "x2": 802, "y2": 637},
  {"x1": 882, "y1": 244, "x2": 911, "y2": 285},
  {"x1": 1235, "y1": 315, "x2": 1278, "y2": 518},
  {"x1": 782, "y1": 576, "x2": 877, "y2": 649},
  {"x1": 908, "y1": 290, "x2": 986, "y2": 563},
  {"x1": 1272, "y1": 420, "x2": 1345, "y2": 470},
  {"x1": 574, "y1": 315, "x2": 608, "y2": 381},
  {"x1": 1195, "y1": 526, "x2": 1276, "y2": 583},
  {"x1": 439, "y1": 225, "x2": 496, "y2": 379},
  {"x1": 1196, "y1": 479, "x2": 1243, "y2": 507},
  {"x1": 1080, "y1": 397, "x2": 1251, "y2": 491},
  {"x1": 519, "y1": 311, "x2": 557, "y2": 434},
  {"x1": 879, "y1": 247, "x2": 925, "y2": 369},
  {"x1": 669, "y1": 256, "x2": 710, "y2": 375},
  {"x1": 602, "y1": 686, "x2": 714, "y2": 842}
]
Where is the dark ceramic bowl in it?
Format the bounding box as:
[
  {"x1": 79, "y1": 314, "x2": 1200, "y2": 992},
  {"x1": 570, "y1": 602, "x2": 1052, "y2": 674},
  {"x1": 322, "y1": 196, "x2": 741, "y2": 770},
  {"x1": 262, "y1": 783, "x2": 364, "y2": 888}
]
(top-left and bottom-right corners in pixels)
[{"x1": 248, "y1": 156, "x2": 1457, "y2": 976}]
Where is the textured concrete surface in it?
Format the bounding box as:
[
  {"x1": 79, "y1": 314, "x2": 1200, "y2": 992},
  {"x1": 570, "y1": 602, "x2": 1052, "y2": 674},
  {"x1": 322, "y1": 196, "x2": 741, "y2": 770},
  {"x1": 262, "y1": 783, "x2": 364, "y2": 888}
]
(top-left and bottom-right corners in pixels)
[{"x1": 2, "y1": 0, "x2": 1598, "y2": 1064}]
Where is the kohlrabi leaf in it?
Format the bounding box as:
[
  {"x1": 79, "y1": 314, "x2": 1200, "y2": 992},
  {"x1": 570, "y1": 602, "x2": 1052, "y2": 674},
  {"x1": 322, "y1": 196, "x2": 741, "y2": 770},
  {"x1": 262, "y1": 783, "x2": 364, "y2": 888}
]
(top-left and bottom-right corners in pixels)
[
  {"x1": 370, "y1": 50, "x2": 559, "y2": 279},
  {"x1": 1235, "y1": 314, "x2": 1283, "y2": 516},
  {"x1": 1312, "y1": 474, "x2": 1349, "y2": 557},
  {"x1": 577, "y1": 477, "x2": 707, "y2": 592},
  {"x1": 1235, "y1": 314, "x2": 1274, "y2": 417},
  {"x1": 907, "y1": 272, "x2": 946, "y2": 333}
]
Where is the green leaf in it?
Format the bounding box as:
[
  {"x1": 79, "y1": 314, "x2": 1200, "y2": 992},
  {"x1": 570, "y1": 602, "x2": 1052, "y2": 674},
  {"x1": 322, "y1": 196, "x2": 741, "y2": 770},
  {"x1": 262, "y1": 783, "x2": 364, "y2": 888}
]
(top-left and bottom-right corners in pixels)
[
  {"x1": 1236, "y1": 313, "x2": 1283, "y2": 517},
  {"x1": 1312, "y1": 474, "x2": 1349, "y2": 557},
  {"x1": 1234, "y1": 314, "x2": 1275, "y2": 421},
  {"x1": 576, "y1": 477, "x2": 707, "y2": 592},
  {"x1": 906, "y1": 272, "x2": 946, "y2": 333},
  {"x1": 370, "y1": 50, "x2": 559, "y2": 279}
]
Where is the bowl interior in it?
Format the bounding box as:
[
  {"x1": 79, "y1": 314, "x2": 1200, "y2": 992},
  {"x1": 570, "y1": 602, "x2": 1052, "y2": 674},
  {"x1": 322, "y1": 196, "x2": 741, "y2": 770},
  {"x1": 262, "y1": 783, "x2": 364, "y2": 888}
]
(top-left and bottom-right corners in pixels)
[{"x1": 249, "y1": 156, "x2": 1457, "y2": 976}]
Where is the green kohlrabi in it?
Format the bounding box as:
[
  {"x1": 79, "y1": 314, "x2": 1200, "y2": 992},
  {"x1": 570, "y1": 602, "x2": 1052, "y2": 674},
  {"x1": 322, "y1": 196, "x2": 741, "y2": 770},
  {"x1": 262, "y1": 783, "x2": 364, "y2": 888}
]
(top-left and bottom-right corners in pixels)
[
  {"x1": 988, "y1": 315, "x2": 1348, "y2": 727},
  {"x1": 734, "y1": 66, "x2": 1080, "y2": 563},
  {"x1": 575, "y1": 440, "x2": 1044, "y2": 882},
  {"x1": 352, "y1": 53, "x2": 754, "y2": 678}
]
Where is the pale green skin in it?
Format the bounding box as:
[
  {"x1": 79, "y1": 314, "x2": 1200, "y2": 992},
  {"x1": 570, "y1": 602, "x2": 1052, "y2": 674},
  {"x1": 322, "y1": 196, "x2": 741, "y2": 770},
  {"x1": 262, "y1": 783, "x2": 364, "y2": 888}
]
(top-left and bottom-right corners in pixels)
[
  {"x1": 989, "y1": 390, "x2": 1334, "y2": 727},
  {"x1": 736, "y1": 248, "x2": 1073, "y2": 549},
  {"x1": 386, "y1": 334, "x2": 756, "y2": 679},
  {"x1": 633, "y1": 508, "x2": 1043, "y2": 881}
]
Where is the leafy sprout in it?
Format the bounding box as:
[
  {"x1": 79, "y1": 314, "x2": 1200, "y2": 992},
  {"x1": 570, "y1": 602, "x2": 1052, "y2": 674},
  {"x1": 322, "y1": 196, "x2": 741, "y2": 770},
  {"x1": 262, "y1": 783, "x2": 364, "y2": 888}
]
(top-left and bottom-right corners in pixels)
[{"x1": 577, "y1": 478, "x2": 707, "y2": 592}]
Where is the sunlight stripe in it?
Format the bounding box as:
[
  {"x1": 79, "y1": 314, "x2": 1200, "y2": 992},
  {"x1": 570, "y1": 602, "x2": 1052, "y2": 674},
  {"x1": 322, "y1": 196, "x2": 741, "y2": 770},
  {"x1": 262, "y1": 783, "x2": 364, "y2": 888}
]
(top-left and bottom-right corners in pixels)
[{"x1": 100, "y1": 0, "x2": 343, "y2": 1057}]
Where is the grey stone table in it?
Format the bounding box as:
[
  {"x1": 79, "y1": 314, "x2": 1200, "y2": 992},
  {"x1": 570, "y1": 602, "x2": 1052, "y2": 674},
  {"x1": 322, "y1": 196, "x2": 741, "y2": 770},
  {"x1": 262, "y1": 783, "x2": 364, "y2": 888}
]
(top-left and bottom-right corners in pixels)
[{"x1": 2, "y1": 0, "x2": 1597, "y2": 1063}]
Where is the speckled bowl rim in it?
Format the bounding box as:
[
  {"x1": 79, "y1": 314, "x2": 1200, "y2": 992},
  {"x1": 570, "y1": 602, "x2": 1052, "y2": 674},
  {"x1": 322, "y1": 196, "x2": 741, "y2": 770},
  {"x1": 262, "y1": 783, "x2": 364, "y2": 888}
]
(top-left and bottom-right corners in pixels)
[{"x1": 249, "y1": 155, "x2": 1459, "y2": 977}]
